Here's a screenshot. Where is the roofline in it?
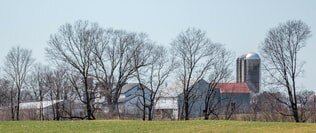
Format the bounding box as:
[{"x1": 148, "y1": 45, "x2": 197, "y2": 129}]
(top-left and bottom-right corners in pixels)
[{"x1": 220, "y1": 92, "x2": 250, "y2": 94}]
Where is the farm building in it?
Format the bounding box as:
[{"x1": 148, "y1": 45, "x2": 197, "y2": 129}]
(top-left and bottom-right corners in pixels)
[
  {"x1": 155, "y1": 96, "x2": 178, "y2": 120},
  {"x1": 19, "y1": 100, "x2": 85, "y2": 120},
  {"x1": 117, "y1": 83, "x2": 152, "y2": 117},
  {"x1": 177, "y1": 79, "x2": 250, "y2": 119}
]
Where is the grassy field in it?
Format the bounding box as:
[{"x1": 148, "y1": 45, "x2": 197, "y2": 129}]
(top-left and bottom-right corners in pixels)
[{"x1": 0, "y1": 120, "x2": 316, "y2": 133}]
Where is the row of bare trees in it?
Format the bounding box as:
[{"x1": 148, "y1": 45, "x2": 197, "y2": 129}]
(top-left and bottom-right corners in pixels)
[
  {"x1": 44, "y1": 21, "x2": 234, "y2": 121},
  {"x1": 46, "y1": 20, "x2": 171, "y2": 120},
  {"x1": 0, "y1": 20, "x2": 178, "y2": 120},
  {"x1": 0, "y1": 19, "x2": 313, "y2": 122}
]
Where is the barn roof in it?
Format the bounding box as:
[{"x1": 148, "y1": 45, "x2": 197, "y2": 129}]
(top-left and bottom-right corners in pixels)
[
  {"x1": 213, "y1": 83, "x2": 250, "y2": 94},
  {"x1": 121, "y1": 83, "x2": 139, "y2": 94},
  {"x1": 20, "y1": 100, "x2": 63, "y2": 109}
]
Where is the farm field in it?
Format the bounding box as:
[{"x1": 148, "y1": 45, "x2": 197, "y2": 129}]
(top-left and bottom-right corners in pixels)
[{"x1": 0, "y1": 120, "x2": 315, "y2": 133}]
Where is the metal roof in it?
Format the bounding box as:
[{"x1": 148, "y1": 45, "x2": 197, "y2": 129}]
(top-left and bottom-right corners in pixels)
[
  {"x1": 213, "y1": 83, "x2": 250, "y2": 94},
  {"x1": 155, "y1": 97, "x2": 178, "y2": 110},
  {"x1": 245, "y1": 52, "x2": 260, "y2": 60},
  {"x1": 238, "y1": 52, "x2": 260, "y2": 60},
  {"x1": 20, "y1": 100, "x2": 63, "y2": 109}
]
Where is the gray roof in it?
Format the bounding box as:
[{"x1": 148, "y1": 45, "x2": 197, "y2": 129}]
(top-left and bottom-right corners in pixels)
[
  {"x1": 121, "y1": 83, "x2": 139, "y2": 94},
  {"x1": 119, "y1": 83, "x2": 153, "y2": 103}
]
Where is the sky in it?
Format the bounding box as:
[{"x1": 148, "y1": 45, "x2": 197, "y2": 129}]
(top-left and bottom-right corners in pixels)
[{"x1": 0, "y1": 0, "x2": 315, "y2": 90}]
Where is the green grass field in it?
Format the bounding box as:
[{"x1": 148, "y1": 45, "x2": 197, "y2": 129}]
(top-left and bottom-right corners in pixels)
[{"x1": 0, "y1": 120, "x2": 316, "y2": 133}]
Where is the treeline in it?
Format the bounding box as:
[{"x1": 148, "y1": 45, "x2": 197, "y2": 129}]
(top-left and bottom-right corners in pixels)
[
  {"x1": 0, "y1": 20, "x2": 313, "y2": 123},
  {"x1": 0, "y1": 20, "x2": 178, "y2": 120}
]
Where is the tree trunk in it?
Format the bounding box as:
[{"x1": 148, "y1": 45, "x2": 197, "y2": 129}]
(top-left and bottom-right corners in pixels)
[
  {"x1": 16, "y1": 88, "x2": 20, "y2": 121},
  {"x1": 141, "y1": 84, "x2": 146, "y2": 121},
  {"x1": 10, "y1": 88, "x2": 14, "y2": 120},
  {"x1": 148, "y1": 101, "x2": 155, "y2": 121},
  {"x1": 115, "y1": 102, "x2": 121, "y2": 118},
  {"x1": 108, "y1": 103, "x2": 115, "y2": 117},
  {"x1": 84, "y1": 77, "x2": 95, "y2": 120},
  {"x1": 40, "y1": 96, "x2": 44, "y2": 120},
  {"x1": 86, "y1": 103, "x2": 95, "y2": 120},
  {"x1": 204, "y1": 109, "x2": 209, "y2": 120},
  {"x1": 184, "y1": 96, "x2": 189, "y2": 120},
  {"x1": 148, "y1": 107, "x2": 153, "y2": 121},
  {"x1": 56, "y1": 87, "x2": 60, "y2": 120},
  {"x1": 204, "y1": 102, "x2": 209, "y2": 120},
  {"x1": 142, "y1": 108, "x2": 146, "y2": 121},
  {"x1": 292, "y1": 105, "x2": 300, "y2": 122}
]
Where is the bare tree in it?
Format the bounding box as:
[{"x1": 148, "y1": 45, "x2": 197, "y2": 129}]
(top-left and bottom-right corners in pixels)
[
  {"x1": 92, "y1": 30, "x2": 152, "y2": 117},
  {"x1": 204, "y1": 46, "x2": 233, "y2": 120},
  {"x1": 260, "y1": 20, "x2": 311, "y2": 122},
  {"x1": 40, "y1": 66, "x2": 62, "y2": 120},
  {"x1": 26, "y1": 64, "x2": 73, "y2": 120},
  {"x1": 0, "y1": 78, "x2": 11, "y2": 107},
  {"x1": 64, "y1": 72, "x2": 87, "y2": 119},
  {"x1": 27, "y1": 63, "x2": 50, "y2": 120},
  {"x1": 132, "y1": 40, "x2": 154, "y2": 120},
  {"x1": 46, "y1": 20, "x2": 107, "y2": 120},
  {"x1": 3, "y1": 46, "x2": 34, "y2": 120},
  {"x1": 306, "y1": 92, "x2": 316, "y2": 122},
  {"x1": 296, "y1": 90, "x2": 314, "y2": 122},
  {"x1": 0, "y1": 78, "x2": 14, "y2": 120},
  {"x1": 254, "y1": 91, "x2": 289, "y2": 121},
  {"x1": 172, "y1": 28, "x2": 221, "y2": 120},
  {"x1": 134, "y1": 45, "x2": 176, "y2": 120},
  {"x1": 0, "y1": 78, "x2": 12, "y2": 120},
  {"x1": 222, "y1": 93, "x2": 242, "y2": 120},
  {"x1": 50, "y1": 67, "x2": 70, "y2": 120}
]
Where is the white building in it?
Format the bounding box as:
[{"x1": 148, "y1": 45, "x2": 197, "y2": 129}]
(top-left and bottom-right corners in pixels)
[{"x1": 155, "y1": 96, "x2": 178, "y2": 120}]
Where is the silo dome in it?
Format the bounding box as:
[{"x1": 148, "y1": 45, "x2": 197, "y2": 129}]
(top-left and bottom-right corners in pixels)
[{"x1": 245, "y1": 52, "x2": 260, "y2": 60}]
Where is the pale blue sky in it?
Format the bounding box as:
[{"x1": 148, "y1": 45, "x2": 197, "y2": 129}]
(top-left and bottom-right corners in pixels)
[{"x1": 1, "y1": 0, "x2": 315, "y2": 90}]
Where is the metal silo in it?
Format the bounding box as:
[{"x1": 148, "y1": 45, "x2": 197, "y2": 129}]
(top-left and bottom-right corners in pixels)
[{"x1": 236, "y1": 52, "x2": 260, "y2": 93}]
